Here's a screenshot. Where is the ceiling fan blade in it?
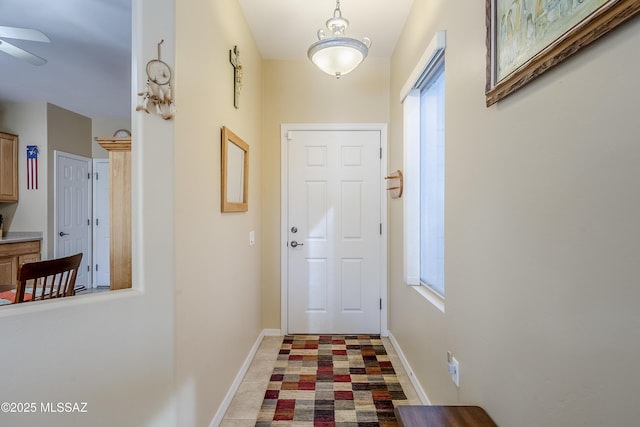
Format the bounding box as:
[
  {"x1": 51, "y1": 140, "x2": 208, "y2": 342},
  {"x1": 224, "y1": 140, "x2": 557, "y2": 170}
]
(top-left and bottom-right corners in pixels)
[
  {"x1": 0, "y1": 26, "x2": 50, "y2": 43},
  {"x1": 0, "y1": 39, "x2": 47, "y2": 65}
]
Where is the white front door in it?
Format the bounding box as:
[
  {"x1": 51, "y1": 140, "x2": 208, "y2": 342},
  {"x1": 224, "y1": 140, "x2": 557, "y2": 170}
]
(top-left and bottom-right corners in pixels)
[
  {"x1": 92, "y1": 159, "x2": 110, "y2": 287},
  {"x1": 286, "y1": 128, "x2": 383, "y2": 334},
  {"x1": 55, "y1": 151, "x2": 91, "y2": 288}
]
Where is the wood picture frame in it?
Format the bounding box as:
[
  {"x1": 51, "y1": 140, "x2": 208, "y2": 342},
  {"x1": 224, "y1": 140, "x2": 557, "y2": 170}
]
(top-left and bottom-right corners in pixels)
[
  {"x1": 486, "y1": 0, "x2": 640, "y2": 106},
  {"x1": 221, "y1": 126, "x2": 249, "y2": 212}
]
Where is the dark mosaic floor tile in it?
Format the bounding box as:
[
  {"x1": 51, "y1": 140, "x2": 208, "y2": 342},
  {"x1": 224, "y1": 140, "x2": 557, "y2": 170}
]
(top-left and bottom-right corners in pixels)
[{"x1": 314, "y1": 408, "x2": 336, "y2": 420}]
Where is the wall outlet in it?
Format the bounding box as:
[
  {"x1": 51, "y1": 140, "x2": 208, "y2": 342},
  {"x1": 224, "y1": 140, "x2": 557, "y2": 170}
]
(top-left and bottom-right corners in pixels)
[{"x1": 447, "y1": 352, "x2": 460, "y2": 387}]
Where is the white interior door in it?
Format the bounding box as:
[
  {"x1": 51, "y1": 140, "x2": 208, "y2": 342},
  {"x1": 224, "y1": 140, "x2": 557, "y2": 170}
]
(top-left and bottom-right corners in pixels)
[
  {"x1": 55, "y1": 151, "x2": 91, "y2": 288},
  {"x1": 93, "y1": 159, "x2": 110, "y2": 287},
  {"x1": 286, "y1": 128, "x2": 382, "y2": 334}
]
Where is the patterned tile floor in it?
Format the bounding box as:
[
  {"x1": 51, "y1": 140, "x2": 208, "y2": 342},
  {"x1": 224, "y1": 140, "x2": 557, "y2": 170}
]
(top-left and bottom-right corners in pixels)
[{"x1": 220, "y1": 335, "x2": 421, "y2": 426}]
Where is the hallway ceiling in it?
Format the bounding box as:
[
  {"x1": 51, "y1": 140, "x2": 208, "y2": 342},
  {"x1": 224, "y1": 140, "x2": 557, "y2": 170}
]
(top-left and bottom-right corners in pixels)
[
  {"x1": 0, "y1": 0, "x2": 131, "y2": 119},
  {"x1": 0, "y1": 0, "x2": 413, "y2": 120},
  {"x1": 238, "y1": 0, "x2": 414, "y2": 59}
]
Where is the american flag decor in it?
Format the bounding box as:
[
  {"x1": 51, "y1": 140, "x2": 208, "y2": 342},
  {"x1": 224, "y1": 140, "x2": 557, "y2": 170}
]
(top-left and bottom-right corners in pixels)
[{"x1": 26, "y1": 145, "x2": 39, "y2": 190}]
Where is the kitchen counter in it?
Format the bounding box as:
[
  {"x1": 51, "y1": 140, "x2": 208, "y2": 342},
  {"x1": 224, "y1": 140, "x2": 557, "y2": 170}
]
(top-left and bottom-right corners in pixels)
[{"x1": 0, "y1": 232, "x2": 43, "y2": 244}]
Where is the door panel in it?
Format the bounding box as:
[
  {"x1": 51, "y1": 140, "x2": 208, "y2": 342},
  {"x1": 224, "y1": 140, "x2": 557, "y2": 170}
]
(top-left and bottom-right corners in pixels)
[
  {"x1": 55, "y1": 152, "x2": 91, "y2": 288},
  {"x1": 93, "y1": 160, "x2": 110, "y2": 287},
  {"x1": 287, "y1": 129, "x2": 381, "y2": 334}
]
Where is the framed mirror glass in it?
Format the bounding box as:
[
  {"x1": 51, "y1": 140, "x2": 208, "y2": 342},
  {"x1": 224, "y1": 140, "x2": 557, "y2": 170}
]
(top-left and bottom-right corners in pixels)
[{"x1": 221, "y1": 126, "x2": 249, "y2": 212}]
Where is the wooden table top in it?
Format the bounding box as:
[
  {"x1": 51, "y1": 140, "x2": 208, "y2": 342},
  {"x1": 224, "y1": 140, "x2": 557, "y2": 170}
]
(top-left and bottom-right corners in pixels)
[{"x1": 395, "y1": 405, "x2": 497, "y2": 427}]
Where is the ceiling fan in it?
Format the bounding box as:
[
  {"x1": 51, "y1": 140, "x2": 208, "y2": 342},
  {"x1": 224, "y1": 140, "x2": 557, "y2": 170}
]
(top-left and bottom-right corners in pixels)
[{"x1": 0, "y1": 25, "x2": 50, "y2": 66}]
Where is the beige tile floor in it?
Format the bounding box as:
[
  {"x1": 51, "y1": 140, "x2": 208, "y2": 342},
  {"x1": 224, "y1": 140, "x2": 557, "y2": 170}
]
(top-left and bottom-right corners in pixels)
[{"x1": 219, "y1": 335, "x2": 422, "y2": 426}]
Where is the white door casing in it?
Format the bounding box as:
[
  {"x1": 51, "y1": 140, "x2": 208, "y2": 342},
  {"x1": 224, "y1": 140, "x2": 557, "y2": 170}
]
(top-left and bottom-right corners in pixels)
[
  {"x1": 54, "y1": 151, "x2": 91, "y2": 288},
  {"x1": 282, "y1": 124, "x2": 388, "y2": 335},
  {"x1": 92, "y1": 159, "x2": 110, "y2": 287}
]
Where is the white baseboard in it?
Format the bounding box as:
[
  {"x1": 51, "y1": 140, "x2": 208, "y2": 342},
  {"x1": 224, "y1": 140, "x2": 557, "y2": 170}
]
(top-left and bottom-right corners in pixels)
[
  {"x1": 263, "y1": 328, "x2": 282, "y2": 336},
  {"x1": 387, "y1": 331, "x2": 431, "y2": 405},
  {"x1": 209, "y1": 329, "x2": 272, "y2": 427}
]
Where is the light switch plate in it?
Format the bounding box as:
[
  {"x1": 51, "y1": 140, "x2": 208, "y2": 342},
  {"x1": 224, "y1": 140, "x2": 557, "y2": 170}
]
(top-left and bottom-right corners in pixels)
[{"x1": 249, "y1": 230, "x2": 255, "y2": 246}]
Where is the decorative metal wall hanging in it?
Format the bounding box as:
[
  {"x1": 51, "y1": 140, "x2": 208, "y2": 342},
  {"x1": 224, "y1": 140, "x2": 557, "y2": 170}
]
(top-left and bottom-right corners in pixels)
[
  {"x1": 229, "y1": 45, "x2": 243, "y2": 109},
  {"x1": 137, "y1": 39, "x2": 175, "y2": 120}
]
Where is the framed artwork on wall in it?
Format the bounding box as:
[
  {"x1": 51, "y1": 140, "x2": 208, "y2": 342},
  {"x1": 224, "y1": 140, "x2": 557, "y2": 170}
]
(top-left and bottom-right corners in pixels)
[
  {"x1": 486, "y1": 0, "x2": 640, "y2": 106},
  {"x1": 221, "y1": 126, "x2": 249, "y2": 212}
]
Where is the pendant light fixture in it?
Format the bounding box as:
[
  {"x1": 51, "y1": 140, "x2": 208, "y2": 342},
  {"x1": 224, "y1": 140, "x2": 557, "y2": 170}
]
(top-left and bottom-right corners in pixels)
[{"x1": 307, "y1": 0, "x2": 371, "y2": 78}]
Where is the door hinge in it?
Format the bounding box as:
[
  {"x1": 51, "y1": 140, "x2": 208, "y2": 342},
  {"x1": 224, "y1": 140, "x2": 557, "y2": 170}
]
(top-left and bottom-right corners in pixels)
[
  {"x1": 87, "y1": 265, "x2": 90, "y2": 272},
  {"x1": 380, "y1": 147, "x2": 383, "y2": 159},
  {"x1": 95, "y1": 172, "x2": 99, "y2": 180},
  {"x1": 88, "y1": 173, "x2": 91, "y2": 179},
  {"x1": 380, "y1": 298, "x2": 382, "y2": 310},
  {"x1": 287, "y1": 131, "x2": 293, "y2": 141},
  {"x1": 95, "y1": 264, "x2": 99, "y2": 272},
  {"x1": 88, "y1": 219, "x2": 91, "y2": 226},
  {"x1": 380, "y1": 223, "x2": 382, "y2": 235}
]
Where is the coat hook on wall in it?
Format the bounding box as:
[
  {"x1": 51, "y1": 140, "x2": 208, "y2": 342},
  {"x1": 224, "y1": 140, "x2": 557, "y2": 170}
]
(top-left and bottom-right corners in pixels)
[{"x1": 385, "y1": 170, "x2": 403, "y2": 199}]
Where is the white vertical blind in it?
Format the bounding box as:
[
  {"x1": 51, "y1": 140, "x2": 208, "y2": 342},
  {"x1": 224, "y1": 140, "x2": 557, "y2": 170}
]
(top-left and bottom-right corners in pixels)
[
  {"x1": 419, "y1": 65, "x2": 445, "y2": 296},
  {"x1": 402, "y1": 31, "x2": 446, "y2": 302}
]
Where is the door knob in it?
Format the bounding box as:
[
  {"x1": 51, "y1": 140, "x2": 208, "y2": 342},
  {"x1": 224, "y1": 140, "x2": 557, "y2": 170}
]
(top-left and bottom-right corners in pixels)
[
  {"x1": 290, "y1": 240, "x2": 304, "y2": 248},
  {"x1": 59, "y1": 231, "x2": 69, "y2": 237}
]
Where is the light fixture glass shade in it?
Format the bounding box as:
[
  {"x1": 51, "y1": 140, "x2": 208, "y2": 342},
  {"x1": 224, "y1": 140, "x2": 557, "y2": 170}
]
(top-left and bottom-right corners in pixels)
[
  {"x1": 308, "y1": 0, "x2": 370, "y2": 78},
  {"x1": 308, "y1": 37, "x2": 368, "y2": 78}
]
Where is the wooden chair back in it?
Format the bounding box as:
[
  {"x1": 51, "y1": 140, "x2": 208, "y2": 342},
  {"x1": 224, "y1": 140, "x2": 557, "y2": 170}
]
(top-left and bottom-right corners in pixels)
[{"x1": 15, "y1": 253, "x2": 83, "y2": 304}]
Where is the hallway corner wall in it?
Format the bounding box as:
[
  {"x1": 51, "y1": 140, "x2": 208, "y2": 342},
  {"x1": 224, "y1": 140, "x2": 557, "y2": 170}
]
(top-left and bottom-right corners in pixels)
[
  {"x1": 388, "y1": 1, "x2": 640, "y2": 426},
  {"x1": 260, "y1": 58, "x2": 391, "y2": 331},
  {"x1": 174, "y1": 0, "x2": 264, "y2": 425}
]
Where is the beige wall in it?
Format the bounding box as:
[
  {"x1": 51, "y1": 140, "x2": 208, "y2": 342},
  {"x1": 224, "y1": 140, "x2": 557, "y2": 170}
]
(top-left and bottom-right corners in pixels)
[
  {"x1": 46, "y1": 104, "x2": 93, "y2": 257},
  {"x1": 261, "y1": 58, "x2": 391, "y2": 329},
  {"x1": 46, "y1": 103, "x2": 92, "y2": 158},
  {"x1": 0, "y1": 0, "x2": 177, "y2": 425},
  {"x1": 0, "y1": 102, "x2": 96, "y2": 258},
  {"x1": 388, "y1": 1, "x2": 640, "y2": 426},
  {"x1": 0, "y1": 102, "x2": 94, "y2": 258},
  {"x1": 174, "y1": 0, "x2": 263, "y2": 425},
  {"x1": 0, "y1": 110, "x2": 132, "y2": 266},
  {"x1": 0, "y1": 102, "x2": 48, "y2": 250}
]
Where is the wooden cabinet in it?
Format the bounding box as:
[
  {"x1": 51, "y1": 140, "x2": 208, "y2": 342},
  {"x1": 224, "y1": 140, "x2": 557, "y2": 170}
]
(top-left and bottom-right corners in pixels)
[
  {"x1": 0, "y1": 256, "x2": 15, "y2": 286},
  {"x1": 96, "y1": 137, "x2": 131, "y2": 290},
  {"x1": 0, "y1": 240, "x2": 41, "y2": 286},
  {"x1": 0, "y1": 132, "x2": 18, "y2": 202}
]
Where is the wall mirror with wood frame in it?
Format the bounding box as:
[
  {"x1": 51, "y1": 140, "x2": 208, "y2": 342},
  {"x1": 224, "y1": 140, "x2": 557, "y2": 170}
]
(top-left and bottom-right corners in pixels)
[{"x1": 221, "y1": 126, "x2": 249, "y2": 212}]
